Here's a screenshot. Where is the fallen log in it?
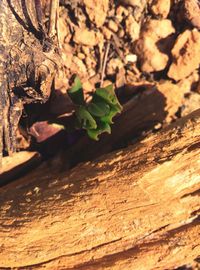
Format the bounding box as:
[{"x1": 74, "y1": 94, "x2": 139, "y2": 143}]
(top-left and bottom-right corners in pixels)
[{"x1": 0, "y1": 108, "x2": 200, "y2": 269}]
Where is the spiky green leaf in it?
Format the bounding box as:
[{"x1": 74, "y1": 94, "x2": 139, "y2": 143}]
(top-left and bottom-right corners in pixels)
[
  {"x1": 76, "y1": 106, "x2": 97, "y2": 130},
  {"x1": 68, "y1": 76, "x2": 85, "y2": 105},
  {"x1": 94, "y1": 85, "x2": 122, "y2": 110},
  {"x1": 87, "y1": 122, "x2": 111, "y2": 141},
  {"x1": 87, "y1": 102, "x2": 110, "y2": 117}
]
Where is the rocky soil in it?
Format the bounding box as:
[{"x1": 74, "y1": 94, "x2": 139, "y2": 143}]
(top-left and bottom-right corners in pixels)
[
  {"x1": 52, "y1": 0, "x2": 200, "y2": 117},
  {"x1": 34, "y1": 0, "x2": 200, "y2": 142}
]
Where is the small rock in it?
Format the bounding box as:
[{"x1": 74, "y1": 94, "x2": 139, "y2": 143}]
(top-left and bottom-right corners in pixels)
[
  {"x1": 154, "y1": 122, "x2": 162, "y2": 130},
  {"x1": 82, "y1": 80, "x2": 95, "y2": 92},
  {"x1": 72, "y1": 56, "x2": 88, "y2": 75},
  {"x1": 125, "y1": 14, "x2": 140, "y2": 41},
  {"x1": 106, "y1": 58, "x2": 124, "y2": 75},
  {"x1": 118, "y1": 28, "x2": 125, "y2": 38},
  {"x1": 85, "y1": 56, "x2": 96, "y2": 69},
  {"x1": 143, "y1": 19, "x2": 175, "y2": 40},
  {"x1": 135, "y1": 19, "x2": 175, "y2": 72},
  {"x1": 168, "y1": 29, "x2": 200, "y2": 81},
  {"x1": 30, "y1": 121, "x2": 63, "y2": 143},
  {"x1": 81, "y1": 46, "x2": 90, "y2": 55},
  {"x1": 77, "y1": 53, "x2": 85, "y2": 60},
  {"x1": 116, "y1": 67, "x2": 126, "y2": 88},
  {"x1": 125, "y1": 54, "x2": 137, "y2": 63},
  {"x1": 34, "y1": 187, "x2": 40, "y2": 194},
  {"x1": 73, "y1": 28, "x2": 98, "y2": 46},
  {"x1": 181, "y1": 93, "x2": 200, "y2": 116},
  {"x1": 108, "y1": 20, "x2": 119, "y2": 33},
  {"x1": 116, "y1": 5, "x2": 129, "y2": 21},
  {"x1": 87, "y1": 68, "x2": 96, "y2": 77},
  {"x1": 156, "y1": 80, "x2": 188, "y2": 122},
  {"x1": 83, "y1": 0, "x2": 109, "y2": 27},
  {"x1": 184, "y1": 0, "x2": 200, "y2": 29},
  {"x1": 102, "y1": 26, "x2": 113, "y2": 40},
  {"x1": 150, "y1": 0, "x2": 171, "y2": 18},
  {"x1": 119, "y1": 0, "x2": 147, "y2": 21}
]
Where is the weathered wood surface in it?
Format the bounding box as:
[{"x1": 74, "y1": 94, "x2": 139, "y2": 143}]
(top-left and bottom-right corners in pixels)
[
  {"x1": 0, "y1": 151, "x2": 41, "y2": 185},
  {"x1": 0, "y1": 109, "x2": 200, "y2": 269}
]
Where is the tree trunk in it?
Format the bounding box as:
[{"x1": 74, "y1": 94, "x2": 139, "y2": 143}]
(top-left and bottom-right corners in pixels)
[{"x1": 0, "y1": 109, "x2": 200, "y2": 270}]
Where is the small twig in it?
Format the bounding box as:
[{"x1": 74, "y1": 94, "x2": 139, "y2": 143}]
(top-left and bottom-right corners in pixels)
[
  {"x1": 48, "y1": 0, "x2": 59, "y2": 38},
  {"x1": 100, "y1": 42, "x2": 110, "y2": 87},
  {"x1": 111, "y1": 33, "x2": 125, "y2": 63}
]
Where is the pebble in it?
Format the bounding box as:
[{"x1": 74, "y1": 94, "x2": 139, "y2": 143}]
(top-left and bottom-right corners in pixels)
[
  {"x1": 77, "y1": 53, "x2": 85, "y2": 60},
  {"x1": 150, "y1": 0, "x2": 171, "y2": 18},
  {"x1": 72, "y1": 56, "x2": 87, "y2": 74},
  {"x1": 118, "y1": 28, "x2": 125, "y2": 38},
  {"x1": 184, "y1": 0, "x2": 200, "y2": 29},
  {"x1": 125, "y1": 54, "x2": 137, "y2": 63},
  {"x1": 108, "y1": 20, "x2": 119, "y2": 33},
  {"x1": 85, "y1": 56, "x2": 96, "y2": 69},
  {"x1": 116, "y1": 5, "x2": 129, "y2": 18},
  {"x1": 73, "y1": 28, "x2": 98, "y2": 46},
  {"x1": 168, "y1": 29, "x2": 200, "y2": 81},
  {"x1": 81, "y1": 46, "x2": 90, "y2": 55},
  {"x1": 102, "y1": 26, "x2": 113, "y2": 40},
  {"x1": 107, "y1": 58, "x2": 124, "y2": 75},
  {"x1": 125, "y1": 14, "x2": 140, "y2": 41}
]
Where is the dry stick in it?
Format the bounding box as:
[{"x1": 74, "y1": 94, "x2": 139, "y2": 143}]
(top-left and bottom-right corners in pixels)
[
  {"x1": 100, "y1": 42, "x2": 110, "y2": 87},
  {"x1": 111, "y1": 33, "x2": 125, "y2": 62}
]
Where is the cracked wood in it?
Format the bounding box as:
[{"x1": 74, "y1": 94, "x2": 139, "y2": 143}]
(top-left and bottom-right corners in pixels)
[{"x1": 0, "y1": 109, "x2": 200, "y2": 269}]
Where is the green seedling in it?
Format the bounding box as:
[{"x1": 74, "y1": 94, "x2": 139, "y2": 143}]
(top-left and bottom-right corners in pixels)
[
  {"x1": 68, "y1": 76, "x2": 84, "y2": 105},
  {"x1": 65, "y1": 76, "x2": 122, "y2": 140},
  {"x1": 76, "y1": 106, "x2": 97, "y2": 130}
]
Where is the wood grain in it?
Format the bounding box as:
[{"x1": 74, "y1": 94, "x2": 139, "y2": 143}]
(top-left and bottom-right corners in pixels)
[{"x1": 0, "y1": 109, "x2": 200, "y2": 269}]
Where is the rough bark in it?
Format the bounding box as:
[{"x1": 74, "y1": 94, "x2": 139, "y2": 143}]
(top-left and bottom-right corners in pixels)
[
  {"x1": 0, "y1": 109, "x2": 200, "y2": 269},
  {"x1": 0, "y1": 0, "x2": 58, "y2": 161}
]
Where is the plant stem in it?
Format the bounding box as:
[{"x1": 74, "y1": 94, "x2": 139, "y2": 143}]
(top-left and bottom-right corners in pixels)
[{"x1": 100, "y1": 42, "x2": 110, "y2": 87}]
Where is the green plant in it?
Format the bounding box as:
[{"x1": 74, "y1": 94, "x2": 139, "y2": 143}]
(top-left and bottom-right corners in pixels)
[{"x1": 68, "y1": 76, "x2": 122, "y2": 140}]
